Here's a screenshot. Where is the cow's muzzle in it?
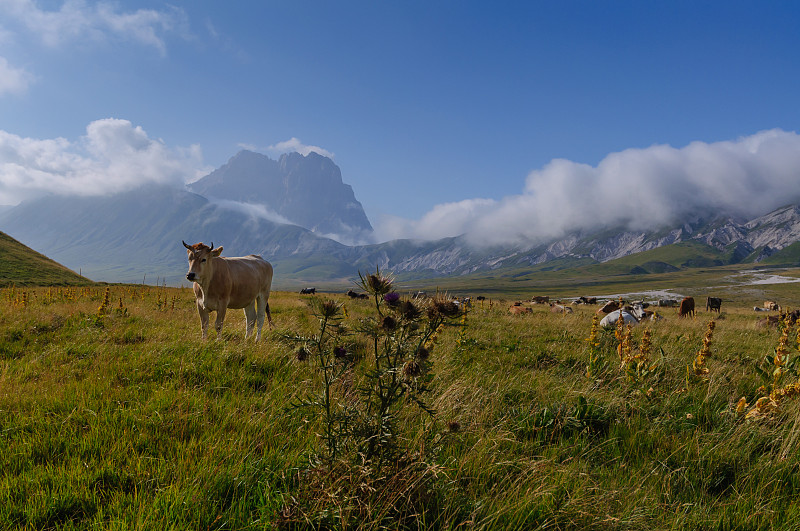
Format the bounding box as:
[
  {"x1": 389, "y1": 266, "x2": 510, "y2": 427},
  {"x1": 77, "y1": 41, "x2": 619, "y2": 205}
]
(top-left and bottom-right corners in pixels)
[{"x1": 186, "y1": 272, "x2": 196, "y2": 281}]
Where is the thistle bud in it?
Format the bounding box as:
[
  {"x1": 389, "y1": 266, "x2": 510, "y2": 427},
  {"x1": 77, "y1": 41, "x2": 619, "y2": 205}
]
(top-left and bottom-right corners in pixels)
[
  {"x1": 296, "y1": 346, "x2": 310, "y2": 362},
  {"x1": 402, "y1": 360, "x2": 421, "y2": 378},
  {"x1": 383, "y1": 292, "x2": 401, "y2": 306},
  {"x1": 382, "y1": 315, "x2": 398, "y2": 331}
]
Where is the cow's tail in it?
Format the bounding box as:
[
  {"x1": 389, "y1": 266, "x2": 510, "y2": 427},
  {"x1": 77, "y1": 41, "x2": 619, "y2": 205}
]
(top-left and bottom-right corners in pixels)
[{"x1": 259, "y1": 292, "x2": 273, "y2": 327}]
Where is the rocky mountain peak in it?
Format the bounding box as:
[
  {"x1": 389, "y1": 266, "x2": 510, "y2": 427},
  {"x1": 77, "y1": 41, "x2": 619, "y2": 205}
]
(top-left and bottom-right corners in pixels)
[{"x1": 188, "y1": 150, "x2": 373, "y2": 242}]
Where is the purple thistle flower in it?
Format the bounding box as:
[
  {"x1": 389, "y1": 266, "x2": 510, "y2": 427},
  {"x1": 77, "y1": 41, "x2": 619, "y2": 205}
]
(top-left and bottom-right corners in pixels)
[{"x1": 384, "y1": 292, "x2": 401, "y2": 306}]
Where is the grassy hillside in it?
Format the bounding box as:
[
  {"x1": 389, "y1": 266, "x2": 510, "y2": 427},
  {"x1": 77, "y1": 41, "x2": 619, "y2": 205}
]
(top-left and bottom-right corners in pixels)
[
  {"x1": 4, "y1": 282, "x2": 800, "y2": 529},
  {"x1": 761, "y1": 241, "x2": 800, "y2": 266},
  {"x1": 0, "y1": 231, "x2": 93, "y2": 287}
]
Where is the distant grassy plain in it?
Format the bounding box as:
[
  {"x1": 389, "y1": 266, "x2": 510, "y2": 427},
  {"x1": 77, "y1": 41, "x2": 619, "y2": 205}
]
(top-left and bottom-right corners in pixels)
[{"x1": 3, "y1": 266, "x2": 800, "y2": 529}]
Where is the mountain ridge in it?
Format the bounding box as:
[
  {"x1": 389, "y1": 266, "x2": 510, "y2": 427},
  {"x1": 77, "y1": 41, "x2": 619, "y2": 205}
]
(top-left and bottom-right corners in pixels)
[{"x1": 0, "y1": 150, "x2": 798, "y2": 286}]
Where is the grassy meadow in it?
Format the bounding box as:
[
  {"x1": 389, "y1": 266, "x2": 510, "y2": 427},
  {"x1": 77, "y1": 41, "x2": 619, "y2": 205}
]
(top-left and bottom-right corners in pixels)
[{"x1": 3, "y1": 277, "x2": 800, "y2": 529}]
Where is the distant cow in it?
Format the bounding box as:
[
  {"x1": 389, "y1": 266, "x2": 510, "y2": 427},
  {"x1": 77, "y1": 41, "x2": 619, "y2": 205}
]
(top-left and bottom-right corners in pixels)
[
  {"x1": 678, "y1": 297, "x2": 695, "y2": 318},
  {"x1": 347, "y1": 290, "x2": 369, "y2": 300},
  {"x1": 597, "y1": 300, "x2": 620, "y2": 314},
  {"x1": 531, "y1": 295, "x2": 550, "y2": 304},
  {"x1": 781, "y1": 309, "x2": 800, "y2": 326},
  {"x1": 753, "y1": 306, "x2": 769, "y2": 312},
  {"x1": 509, "y1": 304, "x2": 532, "y2": 315},
  {"x1": 764, "y1": 301, "x2": 780, "y2": 311},
  {"x1": 300, "y1": 287, "x2": 316, "y2": 295},
  {"x1": 706, "y1": 297, "x2": 722, "y2": 313},
  {"x1": 183, "y1": 241, "x2": 273, "y2": 341},
  {"x1": 658, "y1": 299, "x2": 679, "y2": 307},
  {"x1": 550, "y1": 303, "x2": 573, "y2": 314},
  {"x1": 756, "y1": 315, "x2": 781, "y2": 329},
  {"x1": 578, "y1": 296, "x2": 597, "y2": 305},
  {"x1": 626, "y1": 303, "x2": 648, "y2": 321},
  {"x1": 599, "y1": 310, "x2": 639, "y2": 328}
]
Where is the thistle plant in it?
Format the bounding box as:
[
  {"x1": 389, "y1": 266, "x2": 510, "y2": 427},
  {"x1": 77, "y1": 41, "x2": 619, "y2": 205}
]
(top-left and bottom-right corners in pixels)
[
  {"x1": 289, "y1": 267, "x2": 463, "y2": 470},
  {"x1": 286, "y1": 297, "x2": 353, "y2": 462},
  {"x1": 354, "y1": 268, "x2": 462, "y2": 467}
]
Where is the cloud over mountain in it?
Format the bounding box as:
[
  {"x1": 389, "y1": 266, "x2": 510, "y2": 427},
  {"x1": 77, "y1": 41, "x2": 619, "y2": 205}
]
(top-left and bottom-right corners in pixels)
[
  {"x1": 0, "y1": 119, "x2": 208, "y2": 205},
  {"x1": 374, "y1": 129, "x2": 800, "y2": 246},
  {"x1": 267, "y1": 138, "x2": 335, "y2": 159}
]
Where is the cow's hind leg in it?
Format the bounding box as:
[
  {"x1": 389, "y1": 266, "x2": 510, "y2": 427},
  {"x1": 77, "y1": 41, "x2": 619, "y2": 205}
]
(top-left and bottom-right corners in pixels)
[
  {"x1": 254, "y1": 294, "x2": 267, "y2": 341},
  {"x1": 244, "y1": 302, "x2": 257, "y2": 340}
]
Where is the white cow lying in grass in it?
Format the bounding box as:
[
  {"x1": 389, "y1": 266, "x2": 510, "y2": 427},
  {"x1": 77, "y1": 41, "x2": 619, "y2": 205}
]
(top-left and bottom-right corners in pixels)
[{"x1": 599, "y1": 309, "x2": 640, "y2": 328}]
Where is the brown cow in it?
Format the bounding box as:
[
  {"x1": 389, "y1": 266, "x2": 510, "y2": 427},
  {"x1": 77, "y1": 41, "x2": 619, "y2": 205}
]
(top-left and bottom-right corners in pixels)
[
  {"x1": 597, "y1": 300, "x2": 620, "y2": 314},
  {"x1": 531, "y1": 295, "x2": 550, "y2": 304},
  {"x1": 183, "y1": 241, "x2": 274, "y2": 340},
  {"x1": 509, "y1": 305, "x2": 533, "y2": 315},
  {"x1": 764, "y1": 301, "x2": 780, "y2": 311},
  {"x1": 756, "y1": 315, "x2": 780, "y2": 329},
  {"x1": 678, "y1": 297, "x2": 695, "y2": 318}
]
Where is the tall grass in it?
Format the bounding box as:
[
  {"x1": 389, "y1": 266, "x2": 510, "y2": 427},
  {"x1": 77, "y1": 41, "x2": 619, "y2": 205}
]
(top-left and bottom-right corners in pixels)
[{"x1": 2, "y1": 285, "x2": 800, "y2": 529}]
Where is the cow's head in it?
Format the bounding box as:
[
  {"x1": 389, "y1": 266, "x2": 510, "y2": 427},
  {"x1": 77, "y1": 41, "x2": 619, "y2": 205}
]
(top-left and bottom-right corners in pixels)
[{"x1": 183, "y1": 240, "x2": 223, "y2": 283}]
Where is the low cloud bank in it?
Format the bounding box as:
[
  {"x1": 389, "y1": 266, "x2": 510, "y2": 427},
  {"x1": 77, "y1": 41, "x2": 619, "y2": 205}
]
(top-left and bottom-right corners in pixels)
[
  {"x1": 212, "y1": 199, "x2": 293, "y2": 225},
  {"x1": 374, "y1": 129, "x2": 800, "y2": 247},
  {"x1": 0, "y1": 118, "x2": 209, "y2": 205}
]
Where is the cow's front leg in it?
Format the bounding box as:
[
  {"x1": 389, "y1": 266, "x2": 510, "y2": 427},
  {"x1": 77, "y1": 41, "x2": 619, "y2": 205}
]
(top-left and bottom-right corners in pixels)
[
  {"x1": 243, "y1": 303, "x2": 257, "y2": 340},
  {"x1": 214, "y1": 306, "x2": 227, "y2": 339},
  {"x1": 197, "y1": 303, "x2": 210, "y2": 340}
]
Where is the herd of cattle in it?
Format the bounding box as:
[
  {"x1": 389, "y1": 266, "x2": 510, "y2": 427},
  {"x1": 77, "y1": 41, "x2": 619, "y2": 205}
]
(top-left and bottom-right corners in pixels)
[
  {"x1": 299, "y1": 286, "x2": 797, "y2": 330},
  {"x1": 505, "y1": 294, "x2": 800, "y2": 328},
  {"x1": 180, "y1": 240, "x2": 798, "y2": 341}
]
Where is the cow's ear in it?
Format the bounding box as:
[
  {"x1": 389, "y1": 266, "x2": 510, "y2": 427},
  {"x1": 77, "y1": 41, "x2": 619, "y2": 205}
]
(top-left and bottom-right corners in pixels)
[{"x1": 212, "y1": 246, "x2": 223, "y2": 257}]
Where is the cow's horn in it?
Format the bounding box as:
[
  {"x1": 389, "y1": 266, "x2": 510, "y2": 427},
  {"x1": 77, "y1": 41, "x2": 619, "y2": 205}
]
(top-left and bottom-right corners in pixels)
[
  {"x1": 182, "y1": 240, "x2": 192, "y2": 249},
  {"x1": 210, "y1": 242, "x2": 214, "y2": 250}
]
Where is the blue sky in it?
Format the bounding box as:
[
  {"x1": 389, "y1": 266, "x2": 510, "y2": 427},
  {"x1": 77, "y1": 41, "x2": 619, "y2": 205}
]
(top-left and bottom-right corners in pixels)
[{"x1": 2, "y1": 1, "x2": 800, "y2": 244}]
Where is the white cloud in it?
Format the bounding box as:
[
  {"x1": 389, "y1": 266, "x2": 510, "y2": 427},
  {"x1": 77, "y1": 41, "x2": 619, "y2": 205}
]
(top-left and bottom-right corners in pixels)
[
  {"x1": 267, "y1": 137, "x2": 335, "y2": 159},
  {"x1": 374, "y1": 129, "x2": 800, "y2": 246},
  {"x1": 212, "y1": 199, "x2": 294, "y2": 226},
  {"x1": 0, "y1": 0, "x2": 188, "y2": 55},
  {"x1": 0, "y1": 56, "x2": 35, "y2": 96},
  {"x1": 0, "y1": 118, "x2": 210, "y2": 205}
]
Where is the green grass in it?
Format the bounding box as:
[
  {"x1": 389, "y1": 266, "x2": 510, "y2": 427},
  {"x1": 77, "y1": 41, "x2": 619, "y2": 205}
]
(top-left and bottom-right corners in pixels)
[
  {"x1": 0, "y1": 232, "x2": 92, "y2": 287},
  {"x1": 3, "y1": 279, "x2": 800, "y2": 529},
  {"x1": 762, "y1": 241, "x2": 800, "y2": 266}
]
